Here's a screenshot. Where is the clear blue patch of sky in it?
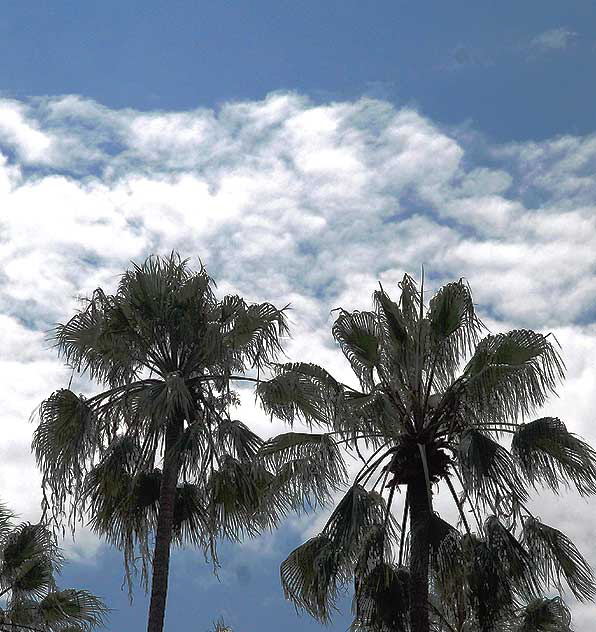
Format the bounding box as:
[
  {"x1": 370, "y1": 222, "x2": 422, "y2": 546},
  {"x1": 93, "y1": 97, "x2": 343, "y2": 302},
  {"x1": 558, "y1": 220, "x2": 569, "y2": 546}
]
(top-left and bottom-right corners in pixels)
[
  {"x1": 60, "y1": 534, "x2": 354, "y2": 632},
  {"x1": 1, "y1": 0, "x2": 595, "y2": 142}
]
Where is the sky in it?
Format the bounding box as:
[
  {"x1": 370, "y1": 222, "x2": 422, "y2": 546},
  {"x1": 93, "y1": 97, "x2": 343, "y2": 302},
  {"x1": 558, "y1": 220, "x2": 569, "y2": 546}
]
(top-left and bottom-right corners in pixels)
[{"x1": 0, "y1": 1, "x2": 595, "y2": 630}]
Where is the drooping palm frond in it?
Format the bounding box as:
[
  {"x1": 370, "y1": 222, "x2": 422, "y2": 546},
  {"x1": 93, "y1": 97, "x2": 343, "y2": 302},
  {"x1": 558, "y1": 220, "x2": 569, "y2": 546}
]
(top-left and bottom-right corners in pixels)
[
  {"x1": 221, "y1": 299, "x2": 289, "y2": 370},
  {"x1": 460, "y1": 533, "x2": 517, "y2": 628},
  {"x1": 323, "y1": 486, "x2": 391, "y2": 566},
  {"x1": 280, "y1": 535, "x2": 340, "y2": 622},
  {"x1": 0, "y1": 502, "x2": 15, "y2": 542},
  {"x1": 515, "y1": 596, "x2": 573, "y2": 632},
  {"x1": 463, "y1": 330, "x2": 565, "y2": 424},
  {"x1": 216, "y1": 419, "x2": 263, "y2": 463},
  {"x1": 0, "y1": 528, "x2": 106, "y2": 631},
  {"x1": 280, "y1": 485, "x2": 393, "y2": 624},
  {"x1": 32, "y1": 389, "x2": 98, "y2": 522},
  {"x1": 340, "y1": 389, "x2": 403, "y2": 444},
  {"x1": 352, "y1": 563, "x2": 410, "y2": 632},
  {"x1": 208, "y1": 456, "x2": 279, "y2": 540},
  {"x1": 457, "y1": 429, "x2": 528, "y2": 508},
  {"x1": 172, "y1": 483, "x2": 211, "y2": 549},
  {"x1": 522, "y1": 517, "x2": 595, "y2": 601},
  {"x1": 259, "y1": 432, "x2": 347, "y2": 509},
  {"x1": 51, "y1": 289, "x2": 142, "y2": 387},
  {"x1": 257, "y1": 362, "x2": 343, "y2": 427},
  {"x1": 512, "y1": 417, "x2": 596, "y2": 496},
  {"x1": 484, "y1": 516, "x2": 540, "y2": 599}
]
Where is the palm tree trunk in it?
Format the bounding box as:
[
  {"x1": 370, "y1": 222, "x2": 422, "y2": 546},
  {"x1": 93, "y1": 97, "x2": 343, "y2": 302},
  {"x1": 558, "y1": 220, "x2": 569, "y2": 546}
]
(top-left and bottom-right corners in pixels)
[
  {"x1": 147, "y1": 419, "x2": 183, "y2": 632},
  {"x1": 408, "y1": 472, "x2": 432, "y2": 632}
]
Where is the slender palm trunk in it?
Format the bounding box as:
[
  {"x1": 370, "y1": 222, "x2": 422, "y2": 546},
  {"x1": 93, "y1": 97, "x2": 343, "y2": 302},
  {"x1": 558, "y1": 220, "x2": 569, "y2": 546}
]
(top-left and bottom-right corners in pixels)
[
  {"x1": 147, "y1": 419, "x2": 183, "y2": 632},
  {"x1": 408, "y1": 472, "x2": 432, "y2": 632}
]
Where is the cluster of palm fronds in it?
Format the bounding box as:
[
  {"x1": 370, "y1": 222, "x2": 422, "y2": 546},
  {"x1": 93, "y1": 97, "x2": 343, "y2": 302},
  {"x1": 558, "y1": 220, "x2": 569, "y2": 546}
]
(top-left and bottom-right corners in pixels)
[{"x1": 0, "y1": 502, "x2": 108, "y2": 631}]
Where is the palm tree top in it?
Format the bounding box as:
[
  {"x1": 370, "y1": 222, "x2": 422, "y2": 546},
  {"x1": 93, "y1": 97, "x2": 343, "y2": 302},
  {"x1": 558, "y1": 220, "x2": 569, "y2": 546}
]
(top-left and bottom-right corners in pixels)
[{"x1": 256, "y1": 273, "x2": 595, "y2": 632}]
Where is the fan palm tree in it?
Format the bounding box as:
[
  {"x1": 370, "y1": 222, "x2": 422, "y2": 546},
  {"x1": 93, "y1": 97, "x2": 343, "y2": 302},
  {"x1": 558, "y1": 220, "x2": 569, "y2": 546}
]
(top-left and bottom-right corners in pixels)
[
  {"x1": 257, "y1": 274, "x2": 596, "y2": 632},
  {"x1": 32, "y1": 254, "x2": 297, "y2": 632},
  {"x1": 0, "y1": 501, "x2": 108, "y2": 631}
]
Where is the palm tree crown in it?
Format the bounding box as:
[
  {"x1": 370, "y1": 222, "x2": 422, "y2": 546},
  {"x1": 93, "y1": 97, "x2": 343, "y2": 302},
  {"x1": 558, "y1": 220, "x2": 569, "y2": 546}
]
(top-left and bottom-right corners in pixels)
[
  {"x1": 0, "y1": 502, "x2": 108, "y2": 631},
  {"x1": 257, "y1": 274, "x2": 596, "y2": 632},
  {"x1": 32, "y1": 254, "x2": 299, "y2": 632}
]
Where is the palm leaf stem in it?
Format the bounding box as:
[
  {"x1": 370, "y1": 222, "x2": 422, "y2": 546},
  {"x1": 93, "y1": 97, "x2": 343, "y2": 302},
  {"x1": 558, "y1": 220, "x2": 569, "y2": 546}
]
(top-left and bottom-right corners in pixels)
[
  {"x1": 429, "y1": 601, "x2": 458, "y2": 632},
  {"x1": 353, "y1": 438, "x2": 368, "y2": 466},
  {"x1": 372, "y1": 466, "x2": 390, "y2": 492},
  {"x1": 451, "y1": 466, "x2": 483, "y2": 531},
  {"x1": 383, "y1": 481, "x2": 397, "y2": 532},
  {"x1": 444, "y1": 475, "x2": 471, "y2": 536},
  {"x1": 398, "y1": 490, "x2": 409, "y2": 567},
  {"x1": 332, "y1": 433, "x2": 385, "y2": 447},
  {"x1": 416, "y1": 268, "x2": 425, "y2": 398},
  {"x1": 421, "y1": 355, "x2": 438, "y2": 428},
  {"x1": 197, "y1": 389, "x2": 223, "y2": 468},
  {"x1": 354, "y1": 446, "x2": 393, "y2": 485},
  {"x1": 417, "y1": 444, "x2": 433, "y2": 512},
  {"x1": 85, "y1": 379, "x2": 161, "y2": 407}
]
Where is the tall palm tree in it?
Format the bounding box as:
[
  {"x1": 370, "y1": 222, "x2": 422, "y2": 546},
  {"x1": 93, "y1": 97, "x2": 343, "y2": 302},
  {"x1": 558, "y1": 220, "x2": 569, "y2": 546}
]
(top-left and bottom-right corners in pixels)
[
  {"x1": 32, "y1": 254, "x2": 294, "y2": 632},
  {"x1": 257, "y1": 274, "x2": 596, "y2": 632},
  {"x1": 0, "y1": 501, "x2": 108, "y2": 631}
]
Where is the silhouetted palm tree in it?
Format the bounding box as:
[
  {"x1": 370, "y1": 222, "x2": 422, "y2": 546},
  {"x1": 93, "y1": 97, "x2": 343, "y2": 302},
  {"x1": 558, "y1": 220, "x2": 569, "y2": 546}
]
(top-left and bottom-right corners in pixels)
[
  {"x1": 32, "y1": 254, "x2": 292, "y2": 632},
  {"x1": 257, "y1": 274, "x2": 596, "y2": 632},
  {"x1": 0, "y1": 501, "x2": 108, "y2": 631}
]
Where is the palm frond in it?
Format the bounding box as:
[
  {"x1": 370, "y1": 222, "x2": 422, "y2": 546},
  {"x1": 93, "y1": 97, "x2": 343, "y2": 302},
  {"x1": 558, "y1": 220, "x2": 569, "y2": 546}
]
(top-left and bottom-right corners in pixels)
[
  {"x1": 460, "y1": 533, "x2": 516, "y2": 628},
  {"x1": 280, "y1": 485, "x2": 392, "y2": 623},
  {"x1": 221, "y1": 299, "x2": 289, "y2": 369},
  {"x1": 280, "y1": 535, "x2": 340, "y2": 622},
  {"x1": 457, "y1": 429, "x2": 528, "y2": 507},
  {"x1": 32, "y1": 389, "x2": 98, "y2": 520},
  {"x1": 352, "y1": 563, "x2": 410, "y2": 632},
  {"x1": 512, "y1": 417, "x2": 596, "y2": 496},
  {"x1": 0, "y1": 502, "x2": 15, "y2": 542},
  {"x1": 172, "y1": 483, "x2": 211, "y2": 549},
  {"x1": 463, "y1": 330, "x2": 565, "y2": 424},
  {"x1": 522, "y1": 517, "x2": 595, "y2": 601},
  {"x1": 260, "y1": 432, "x2": 347, "y2": 509},
  {"x1": 484, "y1": 515, "x2": 540, "y2": 598},
  {"x1": 332, "y1": 311, "x2": 380, "y2": 390},
  {"x1": 257, "y1": 362, "x2": 342, "y2": 427},
  {"x1": 216, "y1": 419, "x2": 263, "y2": 462},
  {"x1": 208, "y1": 456, "x2": 278, "y2": 540},
  {"x1": 323, "y1": 485, "x2": 391, "y2": 568},
  {"x1": 397, "y1": 273, "x2": 421, "y2": 327},
  {"x1": 427, "y1": 279, "x2": 484, "y2": 386},
  {"x1": 36, "y1": 589, "x2": 109, "y2": 630},
  {"x1": 516, "y1": 596, "x2": 573, "y2": 632},
  {"x1": 0, "y1": 524, "x2": 60, "y2": 599},
  {"x1": 340, "y1": 389, "x2": 403, "y2": 443}
]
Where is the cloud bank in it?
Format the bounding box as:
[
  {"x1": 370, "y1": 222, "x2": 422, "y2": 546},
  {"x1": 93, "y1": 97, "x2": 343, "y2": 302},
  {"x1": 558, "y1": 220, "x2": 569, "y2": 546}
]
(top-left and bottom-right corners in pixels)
[{"x1": 1, "y1": 91, "x2": 595, "y2": 627}]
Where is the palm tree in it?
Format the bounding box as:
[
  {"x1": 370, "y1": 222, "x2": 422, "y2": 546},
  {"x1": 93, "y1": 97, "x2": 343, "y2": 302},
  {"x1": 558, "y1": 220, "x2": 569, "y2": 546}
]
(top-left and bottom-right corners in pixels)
[
  {"x1": 32, "y1": 254, "x2": 294, "y2": 632},
  {"x1": 257, "y1": 274, "x2": 596, "y2": 632},
  {"x1": 0, "y1": 501, "x2": 108, "y2": 631}
]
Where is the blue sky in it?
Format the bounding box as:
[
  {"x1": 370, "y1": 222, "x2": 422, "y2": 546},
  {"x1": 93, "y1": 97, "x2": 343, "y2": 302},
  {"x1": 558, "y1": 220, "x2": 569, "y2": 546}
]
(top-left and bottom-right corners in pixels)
[
  {"x1": 2, "y1": 1, "x2": 596, "y2": 141},
  {"x1": 1, "y1": 2, "x2": 596, "y2": 631}
]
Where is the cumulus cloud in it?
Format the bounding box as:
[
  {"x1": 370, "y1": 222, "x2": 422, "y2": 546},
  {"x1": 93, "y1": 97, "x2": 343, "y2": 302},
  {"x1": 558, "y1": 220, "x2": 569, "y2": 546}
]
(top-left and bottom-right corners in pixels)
[{"x1": 1, "y1": 91, "x2": 596, "y2": 625}]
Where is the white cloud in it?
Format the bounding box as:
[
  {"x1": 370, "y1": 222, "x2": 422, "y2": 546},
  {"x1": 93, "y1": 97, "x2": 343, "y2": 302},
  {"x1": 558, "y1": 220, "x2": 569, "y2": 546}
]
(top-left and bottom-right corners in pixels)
[
  {"x1": 1, "y1": 91, "x2": 596, "y2": 627},
  {"x1": 529, "y1": 27, "x2": 578, "y2": 53}
]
